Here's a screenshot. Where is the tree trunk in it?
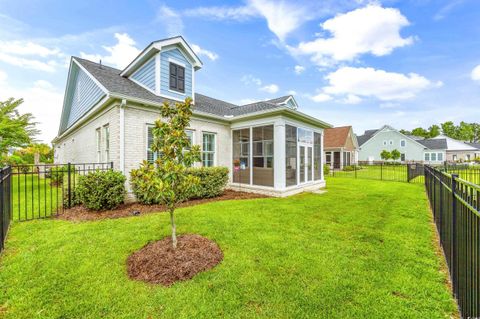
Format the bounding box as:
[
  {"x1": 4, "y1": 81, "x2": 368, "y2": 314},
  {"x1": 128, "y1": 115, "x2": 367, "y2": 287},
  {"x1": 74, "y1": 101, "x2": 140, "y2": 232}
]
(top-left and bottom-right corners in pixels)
[{"x1": 169, "y1": 208, "x2": 177, "y2": 249}]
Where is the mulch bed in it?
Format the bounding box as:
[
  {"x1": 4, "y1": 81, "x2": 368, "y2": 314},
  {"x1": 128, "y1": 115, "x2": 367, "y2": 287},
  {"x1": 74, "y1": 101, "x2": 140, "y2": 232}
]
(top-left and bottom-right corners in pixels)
[
  {"x1": 127, "y1": 234, "x2": 223, "y2": 286},
  {"x1": 57, "y1": 190, "x2": 268, "y2": 222}
]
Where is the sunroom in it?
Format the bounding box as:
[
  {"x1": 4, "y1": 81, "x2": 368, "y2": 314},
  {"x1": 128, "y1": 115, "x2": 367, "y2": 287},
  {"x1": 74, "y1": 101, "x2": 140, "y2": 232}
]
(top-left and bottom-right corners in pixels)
[{"x1": 229, "y1": 115, "x2": 330, "y2": 196}]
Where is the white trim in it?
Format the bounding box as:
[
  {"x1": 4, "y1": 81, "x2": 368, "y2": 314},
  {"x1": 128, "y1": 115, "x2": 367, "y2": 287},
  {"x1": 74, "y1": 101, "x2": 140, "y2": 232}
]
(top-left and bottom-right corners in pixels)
[
  {"x1": 119, "y1": 99, "x2": 126, "y2": 173},
  {"x1": 201, "y1": 131, "x2": 217, "y2": 167},
  {"x1": 279, "y1": 95, "x2": 299, "y2": 109},
  {"x1": 168, "y1": 57, "x2": 186, "y2": 68},
  {"x1": 121, "y1": 36, "x2": 202, "y2": 77}
]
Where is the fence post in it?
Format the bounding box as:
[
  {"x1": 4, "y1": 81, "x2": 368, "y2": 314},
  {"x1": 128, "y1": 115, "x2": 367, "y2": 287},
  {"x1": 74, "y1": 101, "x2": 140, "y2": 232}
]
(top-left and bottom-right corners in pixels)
[
  {"x1": 67, "y1": 163, "x2": 72, "y2": 208},
  {"x1": 110, "y1": 161, "x2": 114, "y2": 170},
  {"x1": 0, "y1": 168, "x2": 4, "y2": 252},
  {"x1": 451, "y1": 174, "x2": 458, "y2": 298}
]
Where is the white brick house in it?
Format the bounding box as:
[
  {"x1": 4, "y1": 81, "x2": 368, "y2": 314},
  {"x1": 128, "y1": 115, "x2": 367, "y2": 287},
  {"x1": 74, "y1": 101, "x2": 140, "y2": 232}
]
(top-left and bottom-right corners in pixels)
[{"x1": 53, "y1": 36, "x2": 331, "y2": 196}]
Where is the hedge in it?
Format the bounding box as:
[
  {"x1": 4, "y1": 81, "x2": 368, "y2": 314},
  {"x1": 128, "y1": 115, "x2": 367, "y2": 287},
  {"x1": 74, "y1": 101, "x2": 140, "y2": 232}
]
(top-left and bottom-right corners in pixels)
[{"x1": 75, "y1": 170, "x2": 126, "y2": 210}]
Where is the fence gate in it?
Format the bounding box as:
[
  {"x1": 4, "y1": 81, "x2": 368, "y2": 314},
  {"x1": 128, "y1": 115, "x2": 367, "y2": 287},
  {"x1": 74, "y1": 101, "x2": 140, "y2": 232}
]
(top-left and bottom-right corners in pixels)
[
  {"x1": 1, "y1": 167, "x2": 12, "y2": 253},
  {"x1": 407, "y1": 163, "x2": 424, "y2": 182}
]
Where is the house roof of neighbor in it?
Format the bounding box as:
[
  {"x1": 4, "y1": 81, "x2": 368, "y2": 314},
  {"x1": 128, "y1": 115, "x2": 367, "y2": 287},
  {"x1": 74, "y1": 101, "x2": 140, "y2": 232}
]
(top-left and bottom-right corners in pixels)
[
  {"x1": 417, "y1": 138, "x2": 448, "y2": 150},
  {"x1": 356, "y1": 129, "x2": 378, "y2": 146},
  {"x1": 466, "y1": 142, "x2": 480, "y2": 150},
  {"x1": 324, "y1": 126, "x2": 353, "y2": 148}
]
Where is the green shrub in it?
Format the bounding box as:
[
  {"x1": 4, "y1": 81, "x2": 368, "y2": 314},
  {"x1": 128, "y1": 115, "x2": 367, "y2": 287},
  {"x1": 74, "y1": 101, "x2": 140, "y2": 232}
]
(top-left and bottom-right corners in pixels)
[
  {"x1": 324, "y1": 165, "x2": 330, "y2": 176},
  {"x1": 187, "y1": 167, "x2": 229, "y2": 199},
  {"x1": 63, "y1": 188, "x2": 83, "y2": 208},
  {"x1": 130, "y1": 164, "x2": 229, "y2": 204},
  {"x1": 130, "y1": 161, "x2": 161, "y2": 205},
  {"x1": 47, "y1": 165, "x2": 68, "y2": 185},
  {"x1": 342, "y1": 165, "x2": 356, "y2": 171},
  {"x1": 76, "y1": 170, "x2": 126, "y2": 211}
]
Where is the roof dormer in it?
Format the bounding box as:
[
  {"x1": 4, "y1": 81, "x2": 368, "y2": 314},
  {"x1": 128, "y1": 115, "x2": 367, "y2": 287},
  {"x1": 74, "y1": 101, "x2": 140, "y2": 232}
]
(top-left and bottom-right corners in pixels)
[{"x1": 121, "y1": 36, "x2": 203, "y2": 103}]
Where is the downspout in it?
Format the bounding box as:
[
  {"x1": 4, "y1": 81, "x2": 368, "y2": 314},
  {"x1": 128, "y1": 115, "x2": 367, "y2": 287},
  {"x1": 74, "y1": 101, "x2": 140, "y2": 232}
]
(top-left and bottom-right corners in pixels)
[{"x1": 119, "y1": 99, "x2": 126, "y2": 174}]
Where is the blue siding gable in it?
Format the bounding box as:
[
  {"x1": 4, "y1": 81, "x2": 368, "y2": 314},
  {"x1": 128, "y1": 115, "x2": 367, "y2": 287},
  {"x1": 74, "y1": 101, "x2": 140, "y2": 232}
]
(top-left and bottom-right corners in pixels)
[
  {"x1": 160, "y1": 48, "x2": 193, "y2": 100},
  {"x1": 286, "y1": 98, "x2": 296, "y2": 109},
  {"x1": 130, "y1": 56, "x2": 156, "y2": 92},
  {"x1": 65, "y1": 64, "x2": 106, "y2": 129}
]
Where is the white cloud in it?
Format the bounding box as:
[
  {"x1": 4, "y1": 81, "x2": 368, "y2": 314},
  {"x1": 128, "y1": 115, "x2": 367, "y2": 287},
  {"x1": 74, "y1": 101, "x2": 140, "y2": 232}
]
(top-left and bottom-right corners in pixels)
[
  {"x1": 80, "y1": 33, "x2": 140, "y2": 69},
  {"x1": 286, "y1": 90, "x2": 297, "y2": 95},
  {"x1": 0, "y1": 70, "x2": 63, "y2": 142},
  {"x1": 294, "y1": 65, "x2": 305, "y2": 74},
  {"x1": 0, "y1": 40, "x2": 64, "y2": 72},
  {"x1": 260, "y1": 83, "x2": 279, "y2": 94},
  {"x1": 241, "y1": 74, "x2": 262, "y2": 86},
  {"x1": 434, "y1": 0, "x2": 464, "y2": 21},
  {"x1": 185, "y1": 0, "x2": 311, "y2": 41},
  {"x1": 310, "y1": 93, "x2": 332, "y2": 103},
  {"x1": 471, "y1": 64, "x2": 480, "y2": 82},
  {"x1": 191, "y1": 44, "x2": 219, "y2": 61},
  {"x1": 248, "y1": 0, "x2": 309, "y2": 41},
  {"x1": 289, "y1": 5, "x2": 414, "y2": 66},
  {"x1": 341, "y1": 94, "x2": 362, "y2": 104},
  {"x1": 157, "y1": 5, "x2": 184, "y2": 36},
  {"x1": 184, "y1": 5, "x2": 257, "y2": 21},
  {"x1": 323, "y1": 66, "x2": 441, "y2": 101}
]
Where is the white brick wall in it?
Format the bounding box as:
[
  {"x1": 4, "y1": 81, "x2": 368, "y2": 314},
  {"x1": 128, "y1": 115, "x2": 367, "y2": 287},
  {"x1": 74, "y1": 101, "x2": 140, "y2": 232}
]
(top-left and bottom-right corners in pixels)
[
  {"x1": 123, "y1": 105, "x2": 232, "y2": 176},
  {"x1": 54, "y1": 105, "x2": 119, "y2": 166}
]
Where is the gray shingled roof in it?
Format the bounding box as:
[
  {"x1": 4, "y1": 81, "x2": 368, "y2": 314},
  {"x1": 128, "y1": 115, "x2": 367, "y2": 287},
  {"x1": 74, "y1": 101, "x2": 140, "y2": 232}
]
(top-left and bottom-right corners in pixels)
[
  {"x1": 266, "y1": 96, "x2": 291, "y2": 104},
  {"x1": 74, "y1": 57, "x2": 284, "y2": 118},
  {"x1": 417, "y1": 138, "x2": 448, "y2": 150},
  {"x1": 467, "y1": 142, "x2": 480, "y2": 150},
  {"x1": 356, "y1": 129, "x2": 378, "y2": 146}
]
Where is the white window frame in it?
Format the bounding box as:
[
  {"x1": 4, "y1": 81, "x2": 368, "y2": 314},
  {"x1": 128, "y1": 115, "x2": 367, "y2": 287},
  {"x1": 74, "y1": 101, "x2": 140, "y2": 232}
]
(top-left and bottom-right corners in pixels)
[
  {"x1": 95, "y1": 127, "x2": 101, "y2": 162},
  {"x1": 424, "y1": 153, "x2": 430, "y2": 161},
  {"x1": 103, "y1": 124, "x2": 110, "y2": 163},
  {"x1": 146, "y1": 124, "x2": 159, "y2": 163},
  {"x1": 437, "y1": 152, "x2": 444, "y2": 161},
  {"x1": 202, "y1": 132, "x2": 216, "y2": 167},
  {"x1": 389, "y1": 140, "x2": 393, "y2": 145},
  {"x1": 383, "y1": 140, "x2": 387, "y2": 146},
  {"x1": 400, "y1": 139, "x2": 406, "y2": 147}
]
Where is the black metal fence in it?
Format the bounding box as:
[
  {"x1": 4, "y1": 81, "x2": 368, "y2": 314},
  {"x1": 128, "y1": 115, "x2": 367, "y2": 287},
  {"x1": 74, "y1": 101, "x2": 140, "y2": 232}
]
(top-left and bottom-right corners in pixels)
[
  {"x1": 10, "y1": 162, "x2": 113, "y2": 221},
  {"x1": 442, "y1": 164, "x2": 480, "y2": 185},
  {"x1": 425, "y1": 165, "x2": 479, "y2": 318},
  {"x1": 328, "y1": 161, "x2": 426, "y2": 183},
  {"x1": 1, "y1": 167, "x2": 12, "y2": 253}
]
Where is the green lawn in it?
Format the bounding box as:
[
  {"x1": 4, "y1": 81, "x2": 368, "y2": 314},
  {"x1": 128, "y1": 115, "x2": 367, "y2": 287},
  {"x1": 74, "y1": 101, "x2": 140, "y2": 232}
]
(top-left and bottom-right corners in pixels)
[
  {"x1": 330, "y1": 165, "x2": 425, "y2": 183},
  {"x1": 0, "y1": 178, "x2": 456, "y2": 318},
  {"x1": 11, "y1": 174, "x2": 63, "y2": 221}
]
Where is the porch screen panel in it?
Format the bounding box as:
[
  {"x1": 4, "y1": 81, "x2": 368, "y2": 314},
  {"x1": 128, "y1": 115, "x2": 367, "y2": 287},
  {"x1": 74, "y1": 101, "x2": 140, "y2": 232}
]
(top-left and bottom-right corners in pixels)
[
  {"x1": 252, "y1": 125, "x2": 274, "y2": 187},
  {"x1": 232, "y1": 128, "x2": 250, "y2": 184},
  {"x1": 314, "y1": 132, "x2": 322, "y2": 180},
  {"x1": 286, "y1": 125, "x2": 297, "y2": 186}
]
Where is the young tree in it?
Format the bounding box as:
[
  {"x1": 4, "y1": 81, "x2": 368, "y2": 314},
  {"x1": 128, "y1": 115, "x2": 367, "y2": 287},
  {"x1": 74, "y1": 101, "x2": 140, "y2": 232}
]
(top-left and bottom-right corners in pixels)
[
  {"x1": 427, "y1": 125, "x2": 441, "y2": 138},
  {"x1": 441, "y1": 121, "x2": 457, "y2": 139},
  {"x1": 149, "y1": 98, "x2": 201, "y2": 248},
  {"x1": 380, "y1": 150, "x2": 392, "y2": 161},
  {"x1": 411, "y1": 127, "x2": 429, "y2": 138},
  {"x1": 391, "y1": 149, "x2": 401, "y2": 161},
  {"x1": 0, "y1": 98, "x2": 38, "y2": 155}
]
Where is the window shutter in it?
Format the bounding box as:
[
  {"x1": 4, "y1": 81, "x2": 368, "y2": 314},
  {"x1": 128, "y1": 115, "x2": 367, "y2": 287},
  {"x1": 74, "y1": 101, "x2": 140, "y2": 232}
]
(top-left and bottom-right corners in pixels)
[
  {"x1": 178, "y1": 79, "x2": 185, "y2": 91},
  {"x1": 170, "y1": 63, "x2": 176, "y2": 76},
  {"x1": 178, "y1": 66, "x2": 185, "y2": 79}
]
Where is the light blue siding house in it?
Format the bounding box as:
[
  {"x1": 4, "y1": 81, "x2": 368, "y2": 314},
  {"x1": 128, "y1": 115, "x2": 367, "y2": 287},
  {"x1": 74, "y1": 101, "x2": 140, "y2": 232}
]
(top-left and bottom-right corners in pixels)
[
  {"x1": 53, "y1": 36, "x2": 332, "y2": 197},
  {"x1": 357, "y1": 125, "x2": 447, "y2": 164}
]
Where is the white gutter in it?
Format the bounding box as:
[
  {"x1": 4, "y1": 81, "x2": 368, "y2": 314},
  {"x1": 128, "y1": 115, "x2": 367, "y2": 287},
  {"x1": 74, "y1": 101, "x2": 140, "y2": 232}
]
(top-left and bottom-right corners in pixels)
[{"x1": 119, "y1": 98, "x2": 126, "y2": 174}]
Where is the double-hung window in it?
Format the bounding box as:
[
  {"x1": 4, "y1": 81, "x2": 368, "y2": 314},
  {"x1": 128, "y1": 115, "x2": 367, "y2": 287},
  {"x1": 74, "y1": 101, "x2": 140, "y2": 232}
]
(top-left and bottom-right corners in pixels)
[
  {"x1": 95, "y1": 128, "x2": 101, "y2": 162},
  {"x1": 425, "y1": 153, "x2": 430, "y2": 161},
  {"x1": 147, "y1": 125, "x2": 160, "y2": 164},
  {"x1": 400, "y1": 140, "x2": 406, "y2": 147},
  {"x1": 202, "y1": 133, "x2": 216, "y2": 167},
  {"x1": 103, "y1": 125, "x2": 110, "y2": 162},
  {"x1": 169, "y1": 62, "x2": 185, "y2": 93}
]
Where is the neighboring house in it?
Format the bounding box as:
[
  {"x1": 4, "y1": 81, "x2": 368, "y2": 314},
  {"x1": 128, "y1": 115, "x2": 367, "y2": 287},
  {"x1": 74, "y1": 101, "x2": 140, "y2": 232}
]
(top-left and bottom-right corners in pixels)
[
  {"x1": 429, "y1": 135, "x2": 479, "y2": 162},
  {"x1": 324, "y1": 126, "x2": 358, "y2": 169},
  {"x1": 466, "y1": 142, "x2": 480, "y2": 160},
  {"x1": 52, "y1": 36, "x2": 331, "y2": 196},
  {"x1": 357, "y1": 125, "x2": 447, "y2": 164}
]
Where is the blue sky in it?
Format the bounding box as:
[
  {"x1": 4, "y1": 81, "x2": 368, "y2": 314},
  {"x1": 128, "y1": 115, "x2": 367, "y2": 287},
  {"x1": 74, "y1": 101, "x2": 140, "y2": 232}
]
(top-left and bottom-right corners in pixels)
[{"x1": 0, "y1": 0, "x2": 479, "y2": 142}]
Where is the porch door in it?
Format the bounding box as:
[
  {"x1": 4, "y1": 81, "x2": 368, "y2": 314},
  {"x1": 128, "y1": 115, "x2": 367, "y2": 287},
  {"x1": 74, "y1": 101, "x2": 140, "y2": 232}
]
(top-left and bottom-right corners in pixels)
[
  {"x1": 299, "y1": 145, "x2": 313, "y2": 183},
  {"x1": 333, "y1": 152, "x2": 341, "y2": 169}
]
